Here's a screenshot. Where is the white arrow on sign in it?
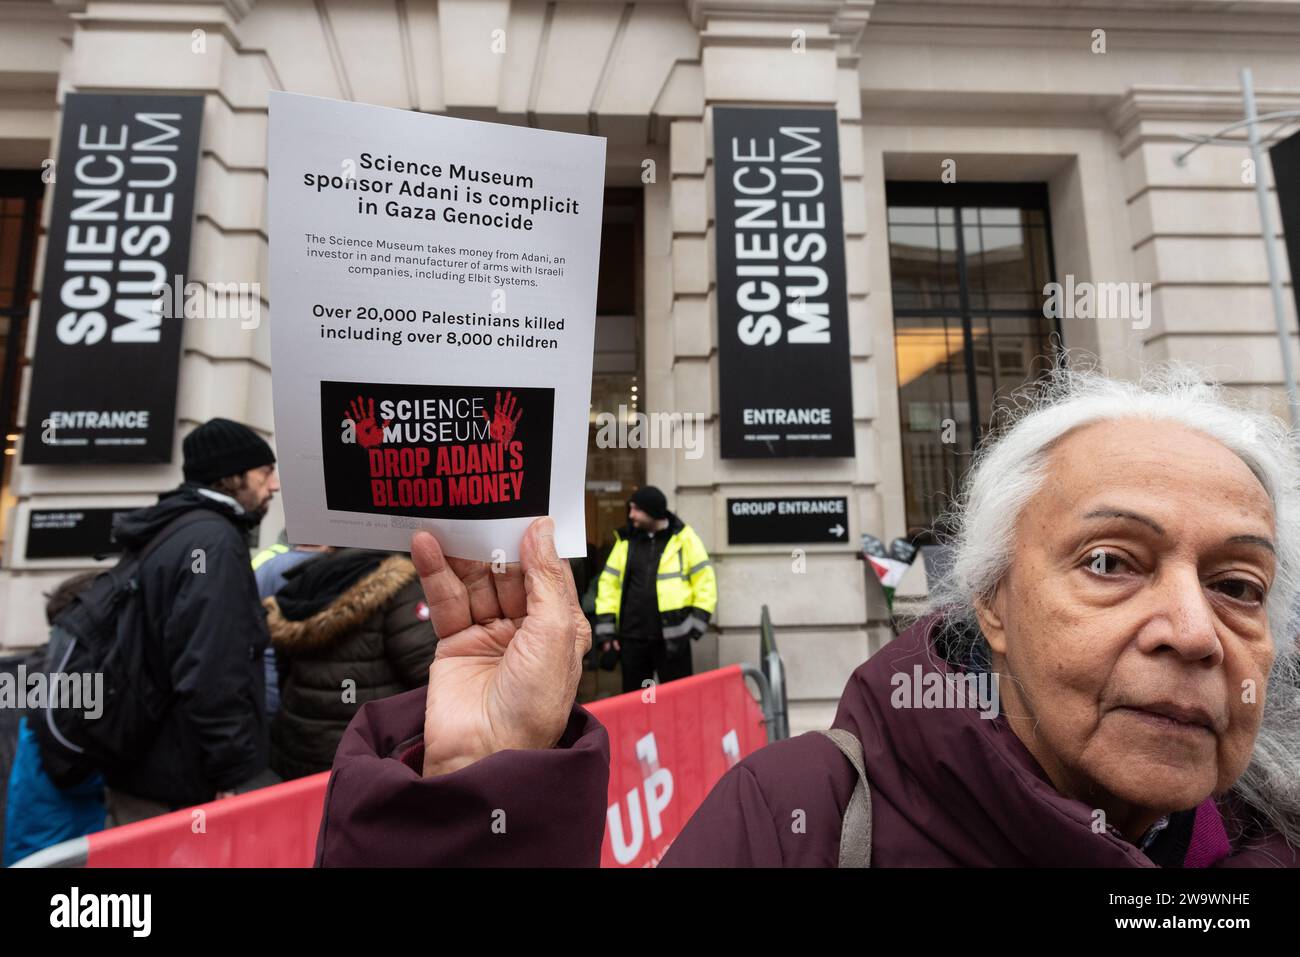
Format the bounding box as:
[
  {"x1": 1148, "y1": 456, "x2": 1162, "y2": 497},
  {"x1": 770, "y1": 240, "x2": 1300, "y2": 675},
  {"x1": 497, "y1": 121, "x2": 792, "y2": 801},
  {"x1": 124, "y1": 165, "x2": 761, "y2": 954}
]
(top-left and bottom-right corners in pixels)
[{"x1": 829, "y1": 524, "x2": 845, "y2": 537}]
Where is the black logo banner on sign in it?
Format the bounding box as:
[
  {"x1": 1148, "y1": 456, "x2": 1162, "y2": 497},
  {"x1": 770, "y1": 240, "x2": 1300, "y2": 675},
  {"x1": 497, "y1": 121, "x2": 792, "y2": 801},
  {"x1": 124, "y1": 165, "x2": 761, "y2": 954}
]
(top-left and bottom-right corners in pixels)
[
  {"x1": 320, "y1": 380, "x2": 554, "y2": 521},
  {"x1": 22, "y1": 93, "x2": 204, "y2": 465},
  {"x1": 712, "y1": 107, "x2": 855, "y2": 459},
  {"x1": 1270, "y1": 129, "x2": 1300, "y2": 328}
]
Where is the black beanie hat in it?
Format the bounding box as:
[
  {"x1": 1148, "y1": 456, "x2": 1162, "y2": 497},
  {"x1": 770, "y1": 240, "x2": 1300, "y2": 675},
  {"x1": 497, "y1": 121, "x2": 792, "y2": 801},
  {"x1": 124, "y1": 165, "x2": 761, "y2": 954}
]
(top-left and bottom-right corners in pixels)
[
  {"x1": 183, "y1": 418, "x2": 276, "y2": 484},
  {"x1": 629, "y1": 485, "x2": 668, "y2": 520}
]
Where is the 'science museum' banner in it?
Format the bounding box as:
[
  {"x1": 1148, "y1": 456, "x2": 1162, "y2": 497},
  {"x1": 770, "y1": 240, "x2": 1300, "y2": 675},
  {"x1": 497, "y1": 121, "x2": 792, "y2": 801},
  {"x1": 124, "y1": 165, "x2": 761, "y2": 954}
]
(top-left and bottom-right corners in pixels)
[
  {"x1": 23, "y1": 93, "x2": 203, "y2": 464},
  {"x1": 713, "y1": 107, "x2": 854, "y2": 459},
  {"x1": 268, "y1": 92, "x2": 605, "y2": 560},
  {"x1": 1271, "y1": 130, "x2": 1300, "y2": 327}
]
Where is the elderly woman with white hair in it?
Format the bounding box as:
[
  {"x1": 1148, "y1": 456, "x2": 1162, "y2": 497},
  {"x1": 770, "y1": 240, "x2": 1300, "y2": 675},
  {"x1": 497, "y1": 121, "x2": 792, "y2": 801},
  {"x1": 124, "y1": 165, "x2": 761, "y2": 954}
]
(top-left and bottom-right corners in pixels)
[{"x1": 315, "y1": 364, "x2": 1300, "y2": 867}]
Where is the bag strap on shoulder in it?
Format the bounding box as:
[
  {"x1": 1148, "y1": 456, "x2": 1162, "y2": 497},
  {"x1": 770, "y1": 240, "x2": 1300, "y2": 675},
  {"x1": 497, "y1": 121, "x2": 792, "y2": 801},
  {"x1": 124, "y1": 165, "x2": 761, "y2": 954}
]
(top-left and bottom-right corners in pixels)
[
  {"x1": 53, "y1": 509, "x2": 227, "y2": 634},
  {"x1": 815, "y1": 727, "x2": 873, "y2": 868}
]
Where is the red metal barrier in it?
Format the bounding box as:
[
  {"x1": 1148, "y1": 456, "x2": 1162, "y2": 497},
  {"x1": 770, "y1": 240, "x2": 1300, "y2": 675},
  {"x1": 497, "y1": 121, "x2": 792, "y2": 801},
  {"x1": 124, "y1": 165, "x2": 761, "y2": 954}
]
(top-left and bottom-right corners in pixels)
[
  {"x1": 77, "y1": 665, "x2": 765, "y2": 867},
  {"x1": 85, "y1": 772, "x2": 328, "y2": 868},
  {"x1": 591, "y1": 664, "x2": 768, "y2": 867}
]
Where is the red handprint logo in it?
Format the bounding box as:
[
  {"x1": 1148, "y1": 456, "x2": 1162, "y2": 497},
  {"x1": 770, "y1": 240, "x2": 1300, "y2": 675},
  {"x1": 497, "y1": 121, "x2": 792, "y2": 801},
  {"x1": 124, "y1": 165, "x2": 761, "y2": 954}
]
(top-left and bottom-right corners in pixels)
[
  {"x1": 346, "y1": 396, "x2": 390, "y2": 448},
  {"x1": 483, "y1": 390, "x2": 522, "y2": 444}
]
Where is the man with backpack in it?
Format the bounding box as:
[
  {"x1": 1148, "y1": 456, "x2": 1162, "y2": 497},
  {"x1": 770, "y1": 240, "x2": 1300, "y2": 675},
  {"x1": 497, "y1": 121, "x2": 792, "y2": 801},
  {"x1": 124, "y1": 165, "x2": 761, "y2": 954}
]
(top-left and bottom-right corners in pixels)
[{"x1": 39, "y1": 418, "x2": 281, "y2": 826}]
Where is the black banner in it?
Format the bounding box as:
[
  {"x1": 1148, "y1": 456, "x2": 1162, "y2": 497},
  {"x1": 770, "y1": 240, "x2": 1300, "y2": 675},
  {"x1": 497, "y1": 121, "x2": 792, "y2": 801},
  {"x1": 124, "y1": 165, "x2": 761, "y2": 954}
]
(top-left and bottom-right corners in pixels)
[
  {"x1": 727, "y1": 496, "x2": 849, "y2": 544},
  {"x1": 1271, "y1": 129, "x2": 1300, "y2": 330},
  {"x1": 713, "y1": 107, "x2": 855, "y2": 459},
  {"x1": 320, "y1": 380, "x2": 553, "y2": 521},
  {"x1": 25, "y1": 507, "x2": 132, "y2": 559},
  {"x1": 22, "y1": 93, "x2": 203, "y2": 464},
  {"x1": 0, "y1": 867, "x2": 1288, "y2": 943}
]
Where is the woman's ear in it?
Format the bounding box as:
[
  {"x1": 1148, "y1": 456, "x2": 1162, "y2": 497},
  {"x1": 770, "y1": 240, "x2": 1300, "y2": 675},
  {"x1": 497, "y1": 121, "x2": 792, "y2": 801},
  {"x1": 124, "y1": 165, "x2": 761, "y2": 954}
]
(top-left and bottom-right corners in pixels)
[{"x1": 974, "y1": 586, "x2": 1009, "y2": 655}]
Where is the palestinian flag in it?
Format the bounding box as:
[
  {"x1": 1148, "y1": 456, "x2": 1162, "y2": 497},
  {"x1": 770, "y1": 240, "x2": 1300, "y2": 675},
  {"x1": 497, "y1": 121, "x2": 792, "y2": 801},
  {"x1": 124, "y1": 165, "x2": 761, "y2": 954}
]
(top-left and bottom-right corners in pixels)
[{"x1": 868, "y1": 556, "x2": 911, "y2": 608}]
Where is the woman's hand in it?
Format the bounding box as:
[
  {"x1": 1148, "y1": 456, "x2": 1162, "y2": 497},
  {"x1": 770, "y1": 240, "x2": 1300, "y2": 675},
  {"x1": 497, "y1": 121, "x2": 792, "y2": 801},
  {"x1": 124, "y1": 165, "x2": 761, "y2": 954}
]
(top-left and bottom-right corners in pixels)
[{"x1": 411, "y1": 517, "x2": 591, "y2": 778}]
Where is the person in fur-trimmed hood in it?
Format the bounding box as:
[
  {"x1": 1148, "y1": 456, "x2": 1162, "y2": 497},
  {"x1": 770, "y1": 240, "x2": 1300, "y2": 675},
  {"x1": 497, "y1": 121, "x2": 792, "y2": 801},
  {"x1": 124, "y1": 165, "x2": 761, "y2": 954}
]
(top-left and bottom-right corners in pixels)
[{"x1": 265, "y1": 548, "x2": 437, "y2": 780}]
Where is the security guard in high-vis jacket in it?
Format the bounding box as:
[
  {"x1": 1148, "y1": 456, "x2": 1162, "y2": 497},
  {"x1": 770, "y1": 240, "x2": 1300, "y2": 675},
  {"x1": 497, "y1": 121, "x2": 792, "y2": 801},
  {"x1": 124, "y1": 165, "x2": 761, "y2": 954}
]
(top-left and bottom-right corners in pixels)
[{"x1": 595, "y1": 486, "x2": 717, "y2": 693}]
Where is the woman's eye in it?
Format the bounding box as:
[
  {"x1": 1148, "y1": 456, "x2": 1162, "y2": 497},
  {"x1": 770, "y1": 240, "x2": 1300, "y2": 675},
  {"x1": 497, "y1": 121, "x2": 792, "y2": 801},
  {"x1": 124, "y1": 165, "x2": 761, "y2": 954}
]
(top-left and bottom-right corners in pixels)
[
  {"x1": 1084, "y1": 549, "x2": 1128, "y2": 576},
  {"x1": 1211, "y1": 579, "x2": 1265, "y2": 605}
]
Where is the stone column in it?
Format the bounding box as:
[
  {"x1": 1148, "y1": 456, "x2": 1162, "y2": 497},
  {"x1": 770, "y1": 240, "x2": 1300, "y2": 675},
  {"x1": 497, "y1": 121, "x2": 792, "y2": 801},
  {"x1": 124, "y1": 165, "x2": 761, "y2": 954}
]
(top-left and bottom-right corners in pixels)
[{"x1": 663, "y1": 0, "x2": 889, "y2": 733}]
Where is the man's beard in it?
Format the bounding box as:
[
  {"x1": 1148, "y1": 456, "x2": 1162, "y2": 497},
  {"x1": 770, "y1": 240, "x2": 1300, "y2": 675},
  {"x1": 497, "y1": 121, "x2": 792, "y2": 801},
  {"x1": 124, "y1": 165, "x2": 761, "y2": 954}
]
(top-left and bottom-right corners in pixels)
[{"x1": 239, "y1": 494, "x2": 272, "y2": 523}]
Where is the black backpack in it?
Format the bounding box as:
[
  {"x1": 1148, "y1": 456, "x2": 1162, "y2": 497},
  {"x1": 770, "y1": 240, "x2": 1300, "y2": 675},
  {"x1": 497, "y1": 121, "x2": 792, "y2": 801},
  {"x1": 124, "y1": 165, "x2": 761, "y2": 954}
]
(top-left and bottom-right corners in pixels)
[{"x1": 32, "y1": 509, "x2": 220, "y2": 788}]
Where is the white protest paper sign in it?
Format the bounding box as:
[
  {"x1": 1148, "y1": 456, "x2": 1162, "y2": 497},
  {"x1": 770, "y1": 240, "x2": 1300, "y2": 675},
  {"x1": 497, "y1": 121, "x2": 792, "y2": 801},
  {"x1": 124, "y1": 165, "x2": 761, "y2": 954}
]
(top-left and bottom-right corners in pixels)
[{"x1": 267, "y1": 92, "x2": 605, "y2": 561}]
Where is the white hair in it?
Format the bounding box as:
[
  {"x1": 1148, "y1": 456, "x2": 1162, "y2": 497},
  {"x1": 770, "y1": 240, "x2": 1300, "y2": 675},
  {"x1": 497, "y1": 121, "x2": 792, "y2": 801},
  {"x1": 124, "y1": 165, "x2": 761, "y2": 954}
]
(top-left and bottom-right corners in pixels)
[{"x1": 928, "y1": 359, "x2": 1300, "y2": 852}]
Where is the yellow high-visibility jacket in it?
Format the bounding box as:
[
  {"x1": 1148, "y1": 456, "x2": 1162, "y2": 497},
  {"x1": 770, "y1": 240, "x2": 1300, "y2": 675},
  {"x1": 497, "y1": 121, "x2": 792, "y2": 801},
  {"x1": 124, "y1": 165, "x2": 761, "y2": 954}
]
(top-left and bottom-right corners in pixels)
[
  {"x1": 251, "y1": 543, "x2": 290, "y2": 570},
  {"x1": 594, "y1": 516, "x2": 717, "y2": 642}
]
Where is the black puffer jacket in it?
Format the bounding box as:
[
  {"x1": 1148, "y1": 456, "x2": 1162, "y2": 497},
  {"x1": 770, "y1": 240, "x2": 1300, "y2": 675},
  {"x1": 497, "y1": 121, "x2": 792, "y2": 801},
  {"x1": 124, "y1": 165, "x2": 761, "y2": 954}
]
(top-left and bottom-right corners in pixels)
[
  {"x1": 265, "y1": 550, "x2": 436, "y2": 779},
  {"x1": 108, "y1": 483, "x2": 269, "y2": 807}
]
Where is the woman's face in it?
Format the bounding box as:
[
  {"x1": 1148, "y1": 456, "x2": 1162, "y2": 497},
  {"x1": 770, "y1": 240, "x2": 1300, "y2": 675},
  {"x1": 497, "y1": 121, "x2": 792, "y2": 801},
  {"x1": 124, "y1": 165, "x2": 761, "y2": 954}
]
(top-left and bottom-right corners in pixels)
[{"x1": 976, "y1": 419, "x2": 1277, "y2": 838}]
